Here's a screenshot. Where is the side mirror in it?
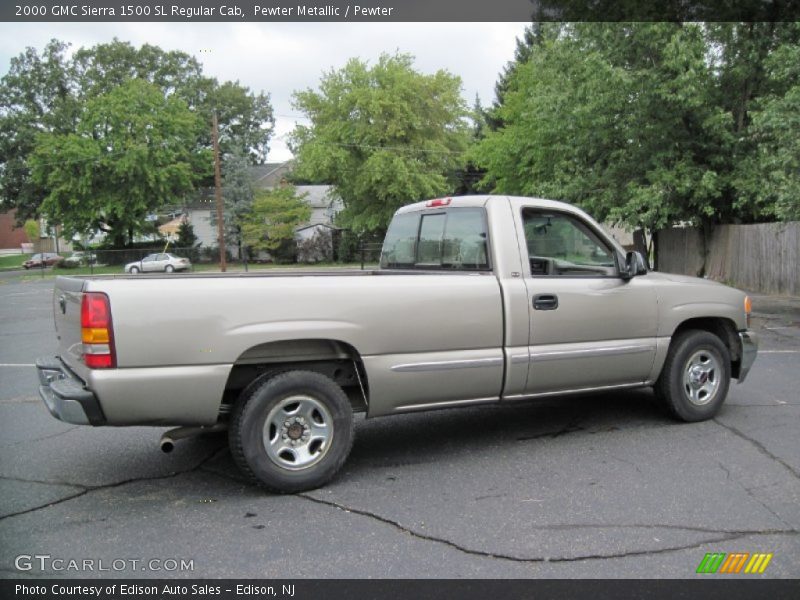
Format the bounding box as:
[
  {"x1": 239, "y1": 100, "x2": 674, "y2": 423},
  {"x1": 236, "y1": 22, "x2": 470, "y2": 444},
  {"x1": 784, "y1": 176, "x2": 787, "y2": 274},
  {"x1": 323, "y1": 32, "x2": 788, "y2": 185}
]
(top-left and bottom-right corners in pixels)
[{"x1": 621, "y1": 251, "x2": 648, "y2": 280}]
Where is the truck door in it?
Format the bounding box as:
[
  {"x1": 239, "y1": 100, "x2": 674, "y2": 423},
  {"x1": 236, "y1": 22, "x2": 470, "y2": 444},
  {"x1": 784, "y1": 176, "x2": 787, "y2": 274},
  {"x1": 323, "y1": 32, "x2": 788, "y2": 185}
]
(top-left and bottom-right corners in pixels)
[{"x1": 509, "y1": 201, "x2": 658, "y2": 396}]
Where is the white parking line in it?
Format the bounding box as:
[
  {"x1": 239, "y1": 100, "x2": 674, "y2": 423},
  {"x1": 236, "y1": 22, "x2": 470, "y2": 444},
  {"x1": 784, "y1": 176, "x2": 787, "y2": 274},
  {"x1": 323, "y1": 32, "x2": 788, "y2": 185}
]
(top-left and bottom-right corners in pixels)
[
  {"x1": 760, "y1": 350, "x2": 800, "y2": 354},
  {"x1": 0, "y1": 363, "x2": 35, "y2": 367}
]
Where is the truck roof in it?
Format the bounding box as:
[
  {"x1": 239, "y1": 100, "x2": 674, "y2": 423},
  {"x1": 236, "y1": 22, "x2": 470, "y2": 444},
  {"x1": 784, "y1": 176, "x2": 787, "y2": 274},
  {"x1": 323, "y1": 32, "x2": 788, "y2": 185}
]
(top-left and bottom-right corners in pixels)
[{"x1": 395, "y1": 195, "x2": 584, "y2": 215}]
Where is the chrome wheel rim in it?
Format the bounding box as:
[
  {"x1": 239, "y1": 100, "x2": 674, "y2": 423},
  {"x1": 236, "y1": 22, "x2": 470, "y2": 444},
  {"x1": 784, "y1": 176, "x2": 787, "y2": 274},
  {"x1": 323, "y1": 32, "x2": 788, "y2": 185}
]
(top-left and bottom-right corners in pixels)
[
  {"x1": 262, "y1": 395, "x2": 333, "y2": 470},
  {"x1": 682, "y1": 349, "x2": 721, "y2": 406}
]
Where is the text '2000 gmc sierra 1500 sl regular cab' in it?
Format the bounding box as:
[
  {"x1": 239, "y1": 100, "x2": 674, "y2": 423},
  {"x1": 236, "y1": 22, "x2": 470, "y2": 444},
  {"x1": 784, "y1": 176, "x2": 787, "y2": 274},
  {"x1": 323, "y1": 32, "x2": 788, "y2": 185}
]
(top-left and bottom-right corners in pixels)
[{"x1": 37, "y1": 195, "x2": 758, "y2": 492}]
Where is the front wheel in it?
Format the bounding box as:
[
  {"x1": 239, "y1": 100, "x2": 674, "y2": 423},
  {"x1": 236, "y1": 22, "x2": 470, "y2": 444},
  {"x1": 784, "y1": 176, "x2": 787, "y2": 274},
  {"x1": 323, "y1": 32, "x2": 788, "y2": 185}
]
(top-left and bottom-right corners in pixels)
[
  {"x1": 129, "y1": 266, "x2": 139, "y2": 274},
  {"x1": 229, "y1": 370, "x2": 354, "y2": 493},
  {"x1": 655, "y1": 329, "x2": 731, "y2": 422}
]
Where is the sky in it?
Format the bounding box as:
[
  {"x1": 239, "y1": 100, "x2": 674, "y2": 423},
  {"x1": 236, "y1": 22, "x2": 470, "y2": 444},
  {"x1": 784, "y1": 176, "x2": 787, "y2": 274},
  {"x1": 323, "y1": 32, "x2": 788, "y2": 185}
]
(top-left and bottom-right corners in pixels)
[{"x1": 0, "y1": 22, "x2": 529, "y2": 161}]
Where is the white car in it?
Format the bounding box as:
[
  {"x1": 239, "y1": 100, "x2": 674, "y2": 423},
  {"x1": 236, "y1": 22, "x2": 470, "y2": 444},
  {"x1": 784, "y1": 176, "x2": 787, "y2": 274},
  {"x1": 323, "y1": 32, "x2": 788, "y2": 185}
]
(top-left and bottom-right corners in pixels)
[
  {"x1": 124, "y1": 253, "x2": 191, "y2": 274},
  {"x1": 63, "y1": 251, "x2": 96, "y2": 267}
]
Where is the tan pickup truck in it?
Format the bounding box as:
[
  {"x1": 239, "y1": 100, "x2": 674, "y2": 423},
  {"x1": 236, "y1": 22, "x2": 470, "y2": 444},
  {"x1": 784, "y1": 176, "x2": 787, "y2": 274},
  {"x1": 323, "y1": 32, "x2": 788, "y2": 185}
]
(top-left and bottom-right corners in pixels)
[{"x1": 37, "y1": 195, "x2": 758, "y2": 492}]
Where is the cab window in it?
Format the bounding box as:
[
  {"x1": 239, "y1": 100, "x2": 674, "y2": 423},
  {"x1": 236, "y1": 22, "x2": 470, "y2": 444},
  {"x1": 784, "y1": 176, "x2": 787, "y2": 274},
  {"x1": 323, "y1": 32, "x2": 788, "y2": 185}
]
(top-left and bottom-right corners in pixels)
[
  {"x1": 380, "y1": 208, "x2": 490, "y2": 271},
  {"x1": 522, "y1": 209, "x2": 616, "y2": 277}
]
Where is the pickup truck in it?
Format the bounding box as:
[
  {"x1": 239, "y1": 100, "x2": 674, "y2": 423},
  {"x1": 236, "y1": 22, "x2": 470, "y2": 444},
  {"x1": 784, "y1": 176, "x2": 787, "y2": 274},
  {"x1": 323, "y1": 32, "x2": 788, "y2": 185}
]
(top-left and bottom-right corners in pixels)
[{"x1": 37, "y1": 195, "x2": 758, "y2": 492}]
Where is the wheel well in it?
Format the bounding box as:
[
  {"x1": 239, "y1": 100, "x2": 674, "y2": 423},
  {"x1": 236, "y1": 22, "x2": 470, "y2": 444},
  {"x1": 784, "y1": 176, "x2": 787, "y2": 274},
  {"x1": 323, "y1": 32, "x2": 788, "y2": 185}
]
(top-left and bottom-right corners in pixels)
[
  {"x1": 222, "y1": 339, "x2": 369, "y2": 414},
  {"x1": 671, "y1": 317, "x2": 742, "y2": 378}
]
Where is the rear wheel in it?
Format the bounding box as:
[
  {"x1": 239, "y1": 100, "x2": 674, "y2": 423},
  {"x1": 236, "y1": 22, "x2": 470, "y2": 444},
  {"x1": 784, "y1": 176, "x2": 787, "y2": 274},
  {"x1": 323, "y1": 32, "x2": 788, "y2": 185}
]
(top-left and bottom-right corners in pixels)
[
  {"x1": 165, "y1": 265, "x2": 174, "y2": 273},
  {"x1": 229, "y1": 370, "x2": 354, "y2": 493},
  {"x1": 656, "y1": 329, "x2": 731, "y2": 422}
]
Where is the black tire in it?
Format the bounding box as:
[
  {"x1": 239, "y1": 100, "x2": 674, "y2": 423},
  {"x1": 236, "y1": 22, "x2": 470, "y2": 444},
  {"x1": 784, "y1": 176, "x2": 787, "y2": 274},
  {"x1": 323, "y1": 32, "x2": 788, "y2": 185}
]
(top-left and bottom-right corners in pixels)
[
  {"x1": 229, "y1": 370, "x2": 354, "y2": 493},
  {"x1": 165, "y1": 265, "x2": 174, "y2": 273},
  {"x1": 655, "y1": 329, "x2": 731, "y2": 422},
  {"x1": 130, "y1": 266, "x2": 139, "y2": 274}
]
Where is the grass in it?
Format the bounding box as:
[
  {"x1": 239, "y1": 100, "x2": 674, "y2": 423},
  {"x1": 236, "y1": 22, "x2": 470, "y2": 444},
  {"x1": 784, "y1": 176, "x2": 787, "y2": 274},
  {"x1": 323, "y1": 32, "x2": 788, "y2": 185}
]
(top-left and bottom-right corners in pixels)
[{"x1": 0, "y1": 254, "x2": 32, "y2": 270}]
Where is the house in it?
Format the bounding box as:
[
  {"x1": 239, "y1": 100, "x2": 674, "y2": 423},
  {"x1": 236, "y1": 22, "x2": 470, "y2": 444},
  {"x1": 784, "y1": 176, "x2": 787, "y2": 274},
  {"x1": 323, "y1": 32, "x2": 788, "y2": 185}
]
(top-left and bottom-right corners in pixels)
[
  {"x1": 250, "y1": 161, "x2": 295, "y2": 188},
  {"x1": 181, "y1": 161, "x2": 342, "y2": 259},
  {"x1": 0, "y1": 210, "x2": 29, "y2": 252}
]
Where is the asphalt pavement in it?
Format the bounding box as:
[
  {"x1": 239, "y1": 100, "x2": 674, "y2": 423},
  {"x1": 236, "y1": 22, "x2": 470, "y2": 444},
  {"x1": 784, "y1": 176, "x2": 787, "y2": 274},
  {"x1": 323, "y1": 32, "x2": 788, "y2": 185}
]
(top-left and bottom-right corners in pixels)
[{"x1": 0, "y1": 277, "x2": 798, "y2": 578}]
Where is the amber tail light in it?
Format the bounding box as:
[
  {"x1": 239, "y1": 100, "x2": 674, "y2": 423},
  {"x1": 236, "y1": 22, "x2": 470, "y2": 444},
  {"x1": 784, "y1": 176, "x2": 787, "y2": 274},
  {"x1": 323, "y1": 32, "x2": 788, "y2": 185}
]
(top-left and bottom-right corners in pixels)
[{"x1": 81, "y1": 292, "x2": 116, "y2": 369}]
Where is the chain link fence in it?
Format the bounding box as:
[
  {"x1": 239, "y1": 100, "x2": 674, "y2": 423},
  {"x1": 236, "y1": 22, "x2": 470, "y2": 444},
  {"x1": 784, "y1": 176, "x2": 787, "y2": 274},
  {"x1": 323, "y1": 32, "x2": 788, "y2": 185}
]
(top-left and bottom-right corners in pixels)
[{"x1": 19, "y1": 240, "x2": 385, "y2": 275}]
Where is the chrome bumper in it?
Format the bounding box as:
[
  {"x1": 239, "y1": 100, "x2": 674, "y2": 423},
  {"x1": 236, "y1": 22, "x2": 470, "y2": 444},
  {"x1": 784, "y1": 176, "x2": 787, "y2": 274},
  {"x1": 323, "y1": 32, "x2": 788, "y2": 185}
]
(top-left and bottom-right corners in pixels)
[
  {"x1": 737, "y1": 330, "x2": 758, "y2": 383},
  {"x1": 36, "y1": 356, "x2": 106, "y2": 425}
]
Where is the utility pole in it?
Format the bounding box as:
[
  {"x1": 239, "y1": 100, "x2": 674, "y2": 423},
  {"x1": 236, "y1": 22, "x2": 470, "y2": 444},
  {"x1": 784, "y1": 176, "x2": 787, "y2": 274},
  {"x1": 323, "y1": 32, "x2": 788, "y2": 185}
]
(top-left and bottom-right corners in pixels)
[{"x1": 212, "y1": 112, "x2": 227, "y2": 272}]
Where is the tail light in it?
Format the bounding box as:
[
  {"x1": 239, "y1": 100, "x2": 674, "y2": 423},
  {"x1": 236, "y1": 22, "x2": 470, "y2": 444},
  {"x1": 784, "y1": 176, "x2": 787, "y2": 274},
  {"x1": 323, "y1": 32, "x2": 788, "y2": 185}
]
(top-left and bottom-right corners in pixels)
[{"x1": 81, "y1": 292, "x2": 116, "y2": 368}]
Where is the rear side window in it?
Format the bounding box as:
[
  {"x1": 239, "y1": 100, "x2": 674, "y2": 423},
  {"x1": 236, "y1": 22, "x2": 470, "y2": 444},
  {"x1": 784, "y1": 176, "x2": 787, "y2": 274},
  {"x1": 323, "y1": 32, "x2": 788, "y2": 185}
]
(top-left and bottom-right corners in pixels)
[
  {"x1": 381, "y1": 208, "x2": 490, "y2": 271},
  {"x1": 380, "y1": 212, "x2": 420, "y2": 268}
]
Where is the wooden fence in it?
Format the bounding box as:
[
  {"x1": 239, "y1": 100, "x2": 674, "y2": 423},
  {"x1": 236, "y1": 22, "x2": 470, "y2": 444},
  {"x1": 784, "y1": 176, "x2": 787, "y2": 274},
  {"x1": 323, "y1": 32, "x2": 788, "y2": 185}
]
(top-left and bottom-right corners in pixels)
[{"x1": 655, "y1": 222, "x2": 800, "y2": 296}]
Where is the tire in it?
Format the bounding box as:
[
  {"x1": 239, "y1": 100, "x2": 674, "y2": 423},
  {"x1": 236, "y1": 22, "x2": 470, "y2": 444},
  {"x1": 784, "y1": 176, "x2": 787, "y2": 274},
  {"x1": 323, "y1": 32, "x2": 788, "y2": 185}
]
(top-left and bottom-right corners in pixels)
[
  {"x1": 165, "y1": 265, "x2": 174, "y2": 273},
  {"x1": 129, "y1": 266, "x2": 139, "y2": 274},
  {"x1": 655, "y1": 329, "x2": 731, "y2": 422},
  {"x1": 229, "y1": 370, "x2": 354, "y2": 493}
]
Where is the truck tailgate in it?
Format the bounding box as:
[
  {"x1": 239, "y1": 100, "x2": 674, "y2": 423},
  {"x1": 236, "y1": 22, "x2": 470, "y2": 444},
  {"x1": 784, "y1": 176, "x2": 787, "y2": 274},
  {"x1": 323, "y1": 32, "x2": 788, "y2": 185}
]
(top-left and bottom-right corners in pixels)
[{"x1": 53, "y1": 276, "x2": 90, "y2": 381}]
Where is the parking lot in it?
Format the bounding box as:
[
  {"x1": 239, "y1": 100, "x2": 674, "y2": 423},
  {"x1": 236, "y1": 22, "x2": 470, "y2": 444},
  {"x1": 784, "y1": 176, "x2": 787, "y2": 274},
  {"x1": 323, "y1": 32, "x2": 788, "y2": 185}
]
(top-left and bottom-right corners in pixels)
[{"x1": 0, "y1": 275, "x2": 798, "y2": 578}]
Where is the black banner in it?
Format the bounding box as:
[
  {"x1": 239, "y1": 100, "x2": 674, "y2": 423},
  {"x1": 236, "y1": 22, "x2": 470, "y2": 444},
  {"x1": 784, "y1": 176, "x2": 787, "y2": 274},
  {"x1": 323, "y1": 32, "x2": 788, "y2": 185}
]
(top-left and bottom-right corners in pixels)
[
  {"x1": 2, "y1": 579, "x2": 800, "y2": 600},
  {"x1": 3, "y1": 0, "x2": 800, "y2": 22}
]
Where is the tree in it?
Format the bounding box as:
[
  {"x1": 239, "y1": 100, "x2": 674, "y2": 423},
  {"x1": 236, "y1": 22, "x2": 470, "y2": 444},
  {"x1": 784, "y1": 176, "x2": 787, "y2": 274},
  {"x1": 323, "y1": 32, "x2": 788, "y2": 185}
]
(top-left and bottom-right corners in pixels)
[
  {"x1": 487, "y1": 23, "x2": 562, "y2": 131},
  {"x1": 290, "y1": 53, "x2": 469, "y2": 233},
  {"x1": 743, "y1": 43, "x2": 800, "y2": 221},
  {"x1": 211, "y1": 146, "x2": 256, "y2": 258},
  {"x1": 241, "y1": 186, "x2": 311, "y2": 255},
  {"x1": 0, "y1": 40, "x2": 77, "y2": 222},
  {"x1": 0, "y1": 38, "x2": 274, "y2": 224},
  {"x1": 69, "y1": 39, "x2": 275, "y2": 162},
  {"x1": 30, "y1": 79, "x2": 202, "y2": 246},
  {"x1": 176, "y1": 219, "x2": 198, "y2": 248},
  {"x1": 472, "y1": 22, "x2": 800, "y2": 245},
  {"x1": 23, "y1": 219, "x2": 39, "y2": 242},
  {"x1": 453, "y1": 95, "x2": 490, "y2": 195}
]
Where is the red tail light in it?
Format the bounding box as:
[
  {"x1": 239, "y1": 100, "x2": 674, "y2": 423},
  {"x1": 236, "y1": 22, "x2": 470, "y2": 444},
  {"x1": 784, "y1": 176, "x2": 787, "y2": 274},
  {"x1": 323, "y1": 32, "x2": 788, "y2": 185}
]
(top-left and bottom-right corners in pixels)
[
  {"x1": 81, "y1": 292, "x2": 116, "y2": 369},
  {"x1": 426, "y1": 197, "x2": 452, "y2": 208}
]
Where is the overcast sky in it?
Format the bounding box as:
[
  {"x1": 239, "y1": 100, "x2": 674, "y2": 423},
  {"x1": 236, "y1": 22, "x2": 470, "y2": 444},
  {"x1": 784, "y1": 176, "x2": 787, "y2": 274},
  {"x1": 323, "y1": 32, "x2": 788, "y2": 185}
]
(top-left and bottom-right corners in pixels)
[{"x1": 0, "y1": 22, "x2": 528, "y2": 161}]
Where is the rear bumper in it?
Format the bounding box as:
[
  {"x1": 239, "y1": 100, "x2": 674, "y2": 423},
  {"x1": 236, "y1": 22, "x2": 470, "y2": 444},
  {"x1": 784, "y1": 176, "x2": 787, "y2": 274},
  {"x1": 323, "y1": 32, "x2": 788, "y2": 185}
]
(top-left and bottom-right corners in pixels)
[
  {"x1": 36, "y1": 356, "x2": 106, "y2": 425},
  {"x1": 737, "y1": 330, "x2": 758, "y2": 383}
]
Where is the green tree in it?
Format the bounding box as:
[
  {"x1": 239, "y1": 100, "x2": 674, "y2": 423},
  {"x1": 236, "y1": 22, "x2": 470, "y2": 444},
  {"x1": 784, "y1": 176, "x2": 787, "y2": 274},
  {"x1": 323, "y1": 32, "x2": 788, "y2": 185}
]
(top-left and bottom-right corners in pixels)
[
  {"x1": 241, "y1": 186, "x2": 311, "y2": 254},
  {"x1": 488, "y1": 23, "x2": 562, "y2": 131},
  {"x1": 211, "y1": 146, "x2": 256, "y2": 258},
  {"x1": 473, "y1": 22, "x2": 800, "y2": 244},
  {"x1": 0, "y1": 40, "x2": 77, "y2": 222},
  {"x1": 30, "y1": 79, "x2": 202, "y2": 246},
  {"x1": 743, "y1": 43, "x2": 800, "y2": 221},
  {"x1": 0, "y1": 38, "x2": 274, "y2": 223},
  {"x1": 290, "y1": 53, "x2": 469, "y2": 232},
  {"x1": 71, "y1": 39, "x2": 275, "y2": 162},
  {"x1": 23, "y1": 219, "x2": 39, "y2": 242},
  {"x1": 176, "y1": 219, "x2": 198, "y2": 248}
]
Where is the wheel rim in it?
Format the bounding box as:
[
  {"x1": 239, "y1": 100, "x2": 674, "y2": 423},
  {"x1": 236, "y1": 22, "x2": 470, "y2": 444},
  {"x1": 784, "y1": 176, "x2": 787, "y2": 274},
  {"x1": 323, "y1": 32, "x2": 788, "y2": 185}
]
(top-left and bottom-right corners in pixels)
[
  {"x1": 682, "y1": 349, "x2": 721, "y2": 406},
  {"x1": 262, "y1": 395, "x2": 334, "y2": 471}
]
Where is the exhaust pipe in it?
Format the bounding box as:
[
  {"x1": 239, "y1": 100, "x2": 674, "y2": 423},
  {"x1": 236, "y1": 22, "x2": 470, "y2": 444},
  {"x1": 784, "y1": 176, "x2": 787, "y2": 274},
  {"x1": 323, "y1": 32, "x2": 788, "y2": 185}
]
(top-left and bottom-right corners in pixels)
[{"x1": 159, "y1": 423, "x2": 227, "y2": 453}]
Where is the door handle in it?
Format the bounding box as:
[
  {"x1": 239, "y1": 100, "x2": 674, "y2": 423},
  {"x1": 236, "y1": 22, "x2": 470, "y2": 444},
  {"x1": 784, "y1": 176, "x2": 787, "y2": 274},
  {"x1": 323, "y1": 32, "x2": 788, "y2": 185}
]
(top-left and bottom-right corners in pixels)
[{"x1": 533, "y1": 294, "x2": 559, "y2": 310}]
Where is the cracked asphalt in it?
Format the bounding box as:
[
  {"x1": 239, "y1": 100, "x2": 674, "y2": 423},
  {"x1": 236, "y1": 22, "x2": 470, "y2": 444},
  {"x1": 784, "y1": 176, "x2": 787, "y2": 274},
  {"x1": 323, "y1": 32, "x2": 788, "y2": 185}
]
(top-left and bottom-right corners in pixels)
[{"x1": 0, "y1": 278, "x2": 798, "y2": 578}]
